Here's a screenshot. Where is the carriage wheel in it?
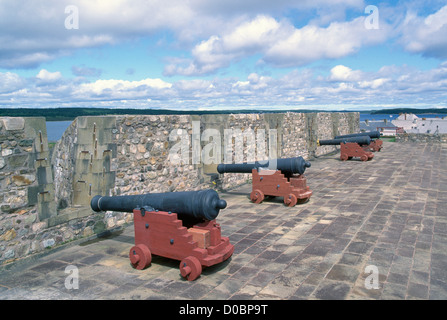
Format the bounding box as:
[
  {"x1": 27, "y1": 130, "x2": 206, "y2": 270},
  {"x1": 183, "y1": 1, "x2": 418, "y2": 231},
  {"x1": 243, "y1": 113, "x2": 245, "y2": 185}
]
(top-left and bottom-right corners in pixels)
[
  {"x1": 129, "y1": 244, "x2": 152, "y2": 270},
  {"x1": 340, "y1": 153, "x2": 349, "y2": 161},
  {"x1": 360, "y1": 155, "x2": 368, "y2": 162},
  {"x1": 250, "y1": 189, "x2": 265, "y2": 204},
  {"x1": 180, "y1": 256, "x2": 202, "y2": 281},
  {"x1": 284, "y1": 194, "x2": 297, "y2": 207}
]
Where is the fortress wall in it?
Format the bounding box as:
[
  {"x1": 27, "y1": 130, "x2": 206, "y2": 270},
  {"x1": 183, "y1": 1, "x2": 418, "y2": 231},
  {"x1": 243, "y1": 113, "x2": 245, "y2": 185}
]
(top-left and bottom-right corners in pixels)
[{"x1": 0, "y1": 112, "x2": 358, "y2": 265}]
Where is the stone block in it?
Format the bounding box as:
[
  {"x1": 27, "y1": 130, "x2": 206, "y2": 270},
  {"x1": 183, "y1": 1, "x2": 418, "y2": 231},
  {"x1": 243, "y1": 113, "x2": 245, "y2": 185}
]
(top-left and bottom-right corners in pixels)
[
  {"x1": 2, "y1": 117, "x2": 25, "y2": 131},
  {"x1": 12, "y1": 174, "x2": 36, "y2": 186},
  {"x1": 1, "y1": 149, "x2": 13, "y2": 157},
  {"x1": 7, "y1": 154, "x2": 29, "y2": 169},
  {"x1": 27, "y1": 185, "x2": 43, "y2": 206},
  {"x1": 36, "y1": 166, "x2": 53, "y2": 185},
  {"x1": 77, "y1": 116, "x2": 116, "y2": 130},
  {"x1": 0, "y1": 229, "x2": 16, "y2": 241},
  {"x1": 37, "y1": 192, "x2": 57, "y2": 221}
]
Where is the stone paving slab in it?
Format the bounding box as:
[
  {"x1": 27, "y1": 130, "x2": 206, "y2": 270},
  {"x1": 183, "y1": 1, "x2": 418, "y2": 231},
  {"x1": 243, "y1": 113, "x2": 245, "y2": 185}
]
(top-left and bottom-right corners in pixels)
[{"x1": 1, "y1": 141, "x2": 447, "y2": 300}]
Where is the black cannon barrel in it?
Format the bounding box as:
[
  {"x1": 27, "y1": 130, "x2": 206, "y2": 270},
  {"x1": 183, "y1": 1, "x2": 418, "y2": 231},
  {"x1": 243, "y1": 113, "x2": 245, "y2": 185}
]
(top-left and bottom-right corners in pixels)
[
  {"x1": 217, "y1": 156, "x2": 311, "y2": 175},
  {"x1": 318, "y1": 135, "x2": 371, "y2": 146},
  {"x1": 91, "y1": 189, "x2": 227, "y2": 221},
  {"x1": 335, "y1": 131, "x2": 381, "y2": 139}
]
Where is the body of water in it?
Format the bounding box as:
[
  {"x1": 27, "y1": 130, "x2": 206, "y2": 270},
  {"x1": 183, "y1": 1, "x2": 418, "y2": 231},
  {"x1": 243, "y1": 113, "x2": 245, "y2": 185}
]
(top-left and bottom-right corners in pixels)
[{"x1": 46, "y1": 121, "x2": 73, "y2": 142}]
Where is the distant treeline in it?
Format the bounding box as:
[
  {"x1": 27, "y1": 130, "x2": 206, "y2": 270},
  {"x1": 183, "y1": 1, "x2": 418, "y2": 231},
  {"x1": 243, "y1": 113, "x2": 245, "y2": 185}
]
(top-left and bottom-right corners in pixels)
[
  {"x1": 371, "y1": 108, "x2": 447, "y2": 115},
  {"x1": 0, "y1": 108, "x2": 340, "y2": 121},
  {"x1": 2, "y1": 107, "x2": 444, "y2": 121}
]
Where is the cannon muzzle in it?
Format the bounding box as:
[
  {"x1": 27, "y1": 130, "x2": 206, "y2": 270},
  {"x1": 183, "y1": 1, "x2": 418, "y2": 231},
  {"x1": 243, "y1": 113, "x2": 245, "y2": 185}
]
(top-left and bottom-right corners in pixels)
[
  {"x1": 91, "y1": 189, "x2": 227, "y2": 221},
  {"x1": 217, "y1": 156, "x2": 311, "y2": 175},
  {"x1": 318, "y1": 136, "x2": 371, "y2": 146},
  {"x1": 335, "y1": 131, "x2": 381, "y2": 139}
]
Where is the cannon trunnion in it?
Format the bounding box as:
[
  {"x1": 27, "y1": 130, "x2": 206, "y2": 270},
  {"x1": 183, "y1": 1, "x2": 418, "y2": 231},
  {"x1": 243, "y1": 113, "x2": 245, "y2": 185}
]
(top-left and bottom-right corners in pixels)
[{"x1": 91, "y1": 190, "x2": 234, "y2": 281}]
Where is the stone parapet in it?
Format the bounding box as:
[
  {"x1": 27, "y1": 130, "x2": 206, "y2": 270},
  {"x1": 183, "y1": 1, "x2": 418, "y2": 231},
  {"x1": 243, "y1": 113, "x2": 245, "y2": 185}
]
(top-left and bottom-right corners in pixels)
[
  {"x1": 395, "y1": 133, "x2": 447, "y2": 143},
  {"x1": 1, "y1": 111, "x2": 358, "y2": 264}
]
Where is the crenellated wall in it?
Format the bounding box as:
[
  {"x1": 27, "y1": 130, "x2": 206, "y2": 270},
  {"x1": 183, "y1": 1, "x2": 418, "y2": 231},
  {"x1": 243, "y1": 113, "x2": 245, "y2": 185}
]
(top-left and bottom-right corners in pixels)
[{"x1": 0, "y1": 112, "x2": 358, "y2": 265}]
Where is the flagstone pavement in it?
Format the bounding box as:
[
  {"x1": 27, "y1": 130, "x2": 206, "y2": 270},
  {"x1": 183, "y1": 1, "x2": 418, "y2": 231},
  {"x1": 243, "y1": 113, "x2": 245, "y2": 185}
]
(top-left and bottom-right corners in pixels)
[{"x1": 1, "y1": 141, "x2": 447, "y2": 300}]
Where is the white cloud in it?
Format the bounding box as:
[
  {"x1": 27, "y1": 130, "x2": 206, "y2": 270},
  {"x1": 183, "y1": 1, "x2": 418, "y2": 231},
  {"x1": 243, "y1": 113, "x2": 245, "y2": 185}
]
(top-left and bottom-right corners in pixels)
[
  {"x1": 221, "y1": 15, "x2": 280, "y2": 52},
  {"x1": 358, "y1": 78, "x2": 389, "y2": 89},
  {"x1": 2, "y1": 61, "x2": 446, "y2": 110},
  {"x1": 0, "y1": 52, "x2": 58, "y2": 69},
  {"x1": 0, "y1": 0, "x2": 368, "y2": 70},
  {"x1": 173, "y1": 79, "x2": 213, "y2": 91},
  {"x1": 265, "y1": 16, "x2": 389, "y2": 67},
  {"x1": 36, "y1": 69, "x2": 62, "y2": 81},
  {"x1": 401, "y1": 5, "x2": 447, "y2": 58},
  {"x1": 191, "y1": 0, "x2": 364, "y2": 17},
  {"x1": 1, "y1": 0, "x2": 445, "y2": 75},
  {"x1": 0, "y1": 0, "x2": 194, "y2": 69},
  {"x1": 165, "y1": 13, "x2": 391, "y2": 75},
  {"x1": 329, "y1": 65, "x2": 363, "y2": 81},
  {"x1": 0, "y1": 72, "x2": 24, "y2": 94},
  {"x1": 165, "y1": 15, "x2": 282, "y2": 76},
  {"x1": 75, "y1": 78, "x2": 172, "y2": 98}
]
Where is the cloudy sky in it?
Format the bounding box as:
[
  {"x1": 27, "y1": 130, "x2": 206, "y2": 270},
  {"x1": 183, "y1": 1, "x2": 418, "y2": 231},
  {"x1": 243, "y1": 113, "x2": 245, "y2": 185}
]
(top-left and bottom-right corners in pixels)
[{"x1": 1, "y1": 0, "x2": 447, "y2": 111}]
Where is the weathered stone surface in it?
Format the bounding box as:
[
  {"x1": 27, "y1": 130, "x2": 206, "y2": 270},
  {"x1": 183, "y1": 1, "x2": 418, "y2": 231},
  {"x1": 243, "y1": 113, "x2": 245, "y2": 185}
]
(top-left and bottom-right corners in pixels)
[
  {"x1": 314, "y1": 281, "x2": 351, "y2": 300},
  {"x1": 32, "y1": 222, "x2": 47, "y2": 233},
  {"x1": 42, "y1": 238, "x2": 55, "y2": 248},
  {"x1": 0, "y1": 229, "x2": 16, "y2": 241},
  {"x1": 12, "y1": 174, "x2": 35, "y2": 186},
  {"x1": 3, "y1": 249, "x2": 15, "y2": 259},
  {"x1": 93, "y1": 221, "x2": 106, "y2": 234},
  {"x1": 2, "y1": 117, "x2": 25, "y2": 131},
  {"x1": 396, "y1": 133, "x2": 447, "y2": 143},
  {"x1": 1, "y1": 149, "x2": 13, "y2": 157}
]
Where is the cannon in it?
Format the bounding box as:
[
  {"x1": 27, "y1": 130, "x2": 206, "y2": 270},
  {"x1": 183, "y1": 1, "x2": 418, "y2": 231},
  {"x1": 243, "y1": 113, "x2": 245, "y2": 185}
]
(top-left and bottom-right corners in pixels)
[
  {"x1": 217, "y1": 157, "x2": 312, "y2": 207},
  {"x1": 317, "y1": 135, "x2": 371, "y2": 146},
  {"x1": 334, "y1": 130, "x2": 381, "y2": 140},
  {"x1": 217, "y1": 157, "x2": 310, "y2": 175},
  {"x1": 317, "y1": 136, "x2": 374, "y2": 161},
  {"x1": 335, "y1": 131, "x2": 383, "y2": 152},
  {"x1": 91, "y1": 189, "x2": 234, "y2": 281}
]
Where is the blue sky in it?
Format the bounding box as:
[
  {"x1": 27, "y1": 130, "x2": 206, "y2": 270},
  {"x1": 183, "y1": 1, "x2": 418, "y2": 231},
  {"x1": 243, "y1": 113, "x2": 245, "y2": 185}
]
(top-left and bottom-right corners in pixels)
[{"x1": 0, "y1": 0, "x2": 447, "y2": 111}]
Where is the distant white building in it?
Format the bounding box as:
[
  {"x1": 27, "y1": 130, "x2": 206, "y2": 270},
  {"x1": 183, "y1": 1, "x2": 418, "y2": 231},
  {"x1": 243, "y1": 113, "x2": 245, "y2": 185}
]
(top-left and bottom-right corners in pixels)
[
  {"x1": 392, "y1": 113, "x2": 447, "y2": 134},
  {"x1": 360, "y1": 120, "x2": 403, "y2": 136}
]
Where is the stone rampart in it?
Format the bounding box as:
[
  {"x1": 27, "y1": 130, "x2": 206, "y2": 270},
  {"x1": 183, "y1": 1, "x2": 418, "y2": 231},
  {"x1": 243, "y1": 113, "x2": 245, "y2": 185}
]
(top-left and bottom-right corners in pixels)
[
  {"x1": 395, "y1": 133, "x2": 447, "y2": 143},
  {"x1": 0, "y1": 112, "x2": 358, "y2": 264}
]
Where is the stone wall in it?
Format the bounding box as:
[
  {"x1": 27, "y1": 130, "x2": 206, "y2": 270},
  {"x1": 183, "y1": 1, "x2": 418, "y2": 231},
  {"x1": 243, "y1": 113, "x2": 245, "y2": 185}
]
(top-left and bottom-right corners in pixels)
[
  {"x1": 0, "y1": 117, "x2": 57, "y2": 262},
  {"x1": 395, "y1": 133, "x2": 447, "y2": 143},
  {"x1": 0, "y1": 111, "x2": 358, "y2": 265}
]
